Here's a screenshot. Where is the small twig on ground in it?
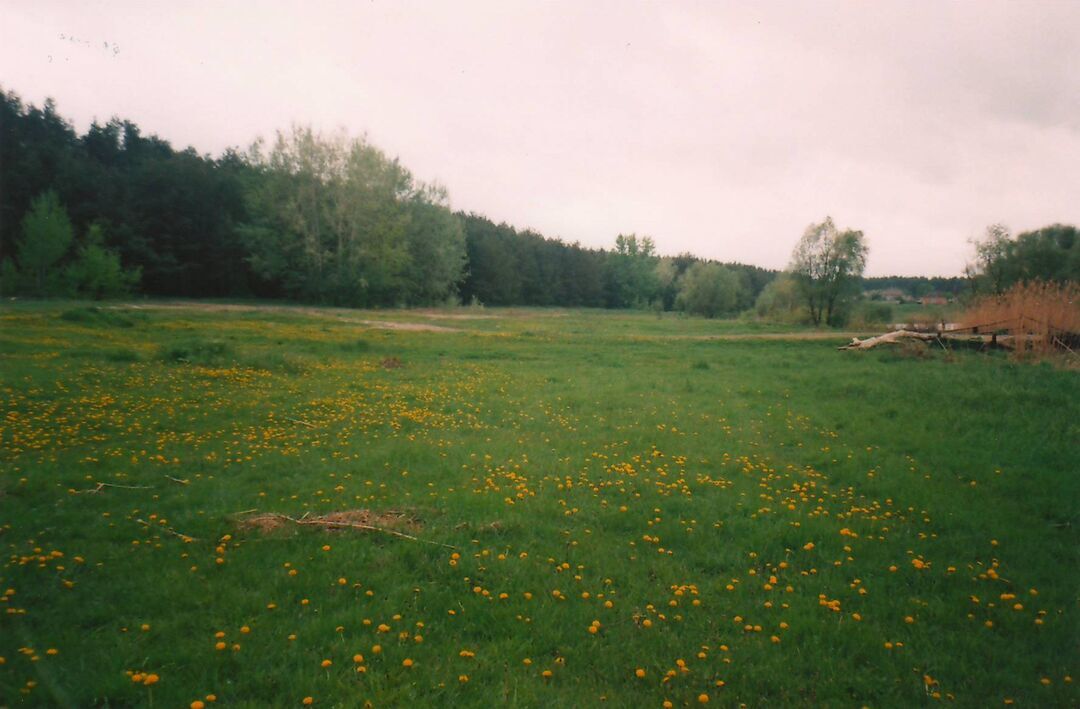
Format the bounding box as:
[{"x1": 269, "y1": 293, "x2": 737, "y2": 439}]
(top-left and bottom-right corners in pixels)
[
  {"x1": 1052, "y1": 336, "x2": 1079, "y2": 360},
  {"x1": 283, "y1": 416, "x2": 316, "y2": 428},
  {"x1": 135, "y1": 518, "x2": 197, "y2": 542},
  {"x1": 75, "y1": 482, "x2": 155, "y2": 494},
  {"x1": 245, "y1": 512, "x2": 456, "y2": 549},
  {"x1": 165, "y1": 475, "x2": 190, "y2": 485},
  {"x1": 228, "y1": 508, "x2": 259, "y2": 517}
]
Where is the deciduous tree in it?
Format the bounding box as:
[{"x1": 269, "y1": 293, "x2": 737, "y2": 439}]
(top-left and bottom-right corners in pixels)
[
  {"x1": 64, "y1": 223, "x2": 140, "y2": 299},
  {"x1": 243, "y1": 126, "x2": 464, "y2": 306},
  {"x1": 676, "y1": 262, "x2": 740, "y2": 318},
  {"x1": 17, "y1": 190, "x2": 73, "y2": 295},
  {"x1": 789, "y1": 217, "x2": 868, "y2": 326}
]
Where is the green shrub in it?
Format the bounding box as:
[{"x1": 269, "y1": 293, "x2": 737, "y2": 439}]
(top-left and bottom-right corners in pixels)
[
  {"x1": 754, "y1": 274, "x2": 807, "y2": 323},
  {"x1": 64, "y1": 224, "x2": 140, "y2": 299}
]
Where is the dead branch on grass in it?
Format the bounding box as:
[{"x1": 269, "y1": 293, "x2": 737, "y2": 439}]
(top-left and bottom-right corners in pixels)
[
  {"x1": 135, "y1": 518, "x2": 197, "y2": 542},
  {"x1": 839, "y1": 330, "x2": 1039, "y2": 352},
  {"x1": 236, "y1": 510, "x2": 456, "y2": 549},
  {"x1": 839, "y1": 331, "x2": 937, "y2": 350},
  {"x1": 74, "y1": 481, "x2": 155, "y2": 494}
]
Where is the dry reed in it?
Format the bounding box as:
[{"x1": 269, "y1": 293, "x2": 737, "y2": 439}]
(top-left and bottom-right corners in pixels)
[{"x1": 959, "y1": 281, "x2": 1080, "y2": 356}]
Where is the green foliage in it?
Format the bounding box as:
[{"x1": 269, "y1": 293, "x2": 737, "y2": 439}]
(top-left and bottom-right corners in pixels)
[
  {"x1": 64, "y1": 223, "x2": 141, "y2": 299},
  {"x1": 754, "y1": 273, "x2": 806, "y2": 322},
  {"x1": 0, "y1": 258, "x2": 20, "y2": 296},
  {"x1": 605, "y1": 233, "x2": 660, "y2": 308},
  {"x1": 653, "y1": 257, "x2": 681, "y2": 310},
  {"x1": 243, "y1": 126, "x2": 465, "y2": 307},
  {"x1": 3, "y1": 89, "x2": 794, "y2": 312},
  {"x1": 966, "y1": 223, "x2": 1014, "y2": 294},
  {"x1": 1, "y1": 89, "x2": 255, "y2": 297},
  {"x1": 789, "y1": 216, "x2": 868, "y2": 326},
  {"x1": 675, "y1": 262, "x2": 740, "y2": 318},
  {"x1": 17, "y1": 190, "x2": 73, "y2": 295},
  {"x1": 966, "y1": 223, "x2": 1079, "y2": 294},
  {"x1": 402, "y1": 192, "x2": 467, "y2": 304},
  {"x1": 458, "y1": 213, "x2": 609, "y2": 307},
  {"x1": 1011, "y1": 224, "x2": 1079, "y2": 284},
  {"x1": 20, "y1": 88, "x2": 1077, "y2": 323},
  {"x1": 862, "y1": 275, "x2": 967, "y2": 300}
]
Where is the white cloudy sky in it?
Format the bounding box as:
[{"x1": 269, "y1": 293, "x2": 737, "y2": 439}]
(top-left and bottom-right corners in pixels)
[{"x1": 3, "y1": 1, "x2": 1078, "y2": 276}]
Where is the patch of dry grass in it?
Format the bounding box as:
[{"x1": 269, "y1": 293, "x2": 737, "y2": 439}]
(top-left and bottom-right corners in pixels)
[{"x1": 960, "y1": 281, "x2": 1080, "y2": 356}]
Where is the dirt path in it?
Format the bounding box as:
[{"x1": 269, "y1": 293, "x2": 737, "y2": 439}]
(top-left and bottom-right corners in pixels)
[
  {"x1": 119, "y1": 301, "x2": 461, "y2": 332},
  {"x1": 352, "y1": 319, "x2": 459, "y2": 332}
]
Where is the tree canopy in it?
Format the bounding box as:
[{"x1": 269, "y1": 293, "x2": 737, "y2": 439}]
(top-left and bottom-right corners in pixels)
[
  {"x1": 676, "y1": 262, "x2": 740, "y2": 318},
  {"x1": 788, "y1": 217, "x2": 868, "y2": 326},
  {"x1": 241, "y1": 126, "x2": 464, "y2": 307},
  {"x1": 966, "y1": 223, "x2": 1079, "y2": 294}
]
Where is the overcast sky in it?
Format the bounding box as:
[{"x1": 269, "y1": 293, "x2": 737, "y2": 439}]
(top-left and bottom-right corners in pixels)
[{"x1": 3, "y1": 1, "x2": 1078, "y2": 276}]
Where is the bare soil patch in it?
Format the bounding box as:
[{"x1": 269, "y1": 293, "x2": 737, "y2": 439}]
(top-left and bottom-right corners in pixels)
[{"x1": 354, "y1": 319, "x2": 458, "y2": 332}]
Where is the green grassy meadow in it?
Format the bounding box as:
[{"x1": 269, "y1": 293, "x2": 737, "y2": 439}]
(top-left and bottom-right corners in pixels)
[{"x1": 1, "y1": 302, "x2": 1077, "y2": 708}]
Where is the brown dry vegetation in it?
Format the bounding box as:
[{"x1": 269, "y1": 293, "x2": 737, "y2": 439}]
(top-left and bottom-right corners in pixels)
[
  {"x1": 236, "y1": 509, "x2": 420, "y2": 535},
  {"x1": 960, "y1": 281, "x2": 1080, "y2": 356}
]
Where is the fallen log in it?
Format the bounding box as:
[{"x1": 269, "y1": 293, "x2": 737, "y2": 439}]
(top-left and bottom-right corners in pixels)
[
  {"x1": 841, "y1": 330, "x2": 1043, "y2": 351},
  {"x1": 839, "y1": 330, "x2": 936, "y2": 350}
]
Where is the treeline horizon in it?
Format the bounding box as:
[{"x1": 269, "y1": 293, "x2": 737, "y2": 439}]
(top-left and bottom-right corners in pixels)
[{"x1": 0, "y1": 88, "x2": 1004, "y2": 311}]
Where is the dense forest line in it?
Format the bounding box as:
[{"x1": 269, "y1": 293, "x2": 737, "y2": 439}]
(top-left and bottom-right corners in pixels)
[
  {"x1": 1, "y1": 89, "x2": 775, "y2": 311},
  {"x1": 2, "y1": 89, "x2": 1075, "y2": 318}
]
